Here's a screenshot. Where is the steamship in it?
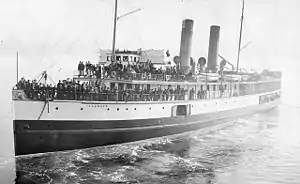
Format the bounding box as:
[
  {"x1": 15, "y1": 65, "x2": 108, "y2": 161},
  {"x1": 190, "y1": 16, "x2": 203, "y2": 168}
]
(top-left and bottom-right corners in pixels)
[{"x1": 12, "y1": 1, "x2": 281, "y2": 156}]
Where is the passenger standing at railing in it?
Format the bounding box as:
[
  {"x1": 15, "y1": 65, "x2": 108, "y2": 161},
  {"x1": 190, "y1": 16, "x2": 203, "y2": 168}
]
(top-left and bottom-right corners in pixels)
[
  {"x1": 166, "y1": 88, "x2": 171, "y2": 101},
  {"x1": 150, "y1": 89, "x2": 154, "y2": 101},
  {"x1": 95, "y1": 64, "x2": 101, "y2": 79},
  {"x1": 57, "y1": 80, "x2": 62, "y2": 99},
  {"x1": 85, "y1": 61, "x2": 89, "y2": 76},
  {"x1": 117, "y1": 61, "x2": 123, "y2": 79},
  {"x1": 48, "y1": 84, "x2": 54, "y2": 99},
  {"x1": 81, "y1": 82, "x2": 87, "y2": 100},
  {"x1": 189, "y1": 88, "x2": 195, "y2": 100},
  {"x1": 77, "y1": 62, "x2": 81, "y2": 76},
  {"x1": 76, "y1": 82, "x2": 81, "y2": 100},
  {"x1": 78, "y1": 61, "x2": 84, "y2": 76}
]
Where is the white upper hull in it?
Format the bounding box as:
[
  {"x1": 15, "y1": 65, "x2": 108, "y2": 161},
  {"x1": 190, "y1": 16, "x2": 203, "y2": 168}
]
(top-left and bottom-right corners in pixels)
[{"x1": 13, "y1": 90, "x2": 281, "y2": 121}]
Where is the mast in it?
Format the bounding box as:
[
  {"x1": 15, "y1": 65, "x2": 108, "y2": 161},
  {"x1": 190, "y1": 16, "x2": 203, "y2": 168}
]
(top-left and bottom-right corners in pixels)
[
  {"x1": 17, "y1": 52, "x2": 19, "y2": 83},
  {"x1": 111, "y1": 0, "x2": 118, "y2": 63},
  {"x1": 236, "y1": 0, "x2": 244, "y2": 72}
]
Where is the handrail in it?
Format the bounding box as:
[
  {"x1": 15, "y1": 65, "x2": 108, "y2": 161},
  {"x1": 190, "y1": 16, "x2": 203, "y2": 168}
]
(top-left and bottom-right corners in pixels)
[{"x1": 74, "y1": 71, "x2": 281, "y2": 85}]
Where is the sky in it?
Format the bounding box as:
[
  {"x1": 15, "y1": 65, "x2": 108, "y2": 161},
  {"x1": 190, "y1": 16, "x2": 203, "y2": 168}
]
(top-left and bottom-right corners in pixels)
[{"x1": 0, "y1": 0, "x2": 300, "y2": 82}]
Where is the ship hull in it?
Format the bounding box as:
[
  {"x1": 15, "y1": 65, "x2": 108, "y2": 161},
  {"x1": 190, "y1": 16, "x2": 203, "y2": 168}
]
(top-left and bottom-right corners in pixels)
[{"x1": 14, "y1": 97, "x2": 279, "y2": 156}]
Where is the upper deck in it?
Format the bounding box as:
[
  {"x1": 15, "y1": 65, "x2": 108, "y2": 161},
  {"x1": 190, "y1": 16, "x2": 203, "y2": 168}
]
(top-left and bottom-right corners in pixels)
[{"x1": 14, "y1": 49, "x2": 282, "y2": 103}]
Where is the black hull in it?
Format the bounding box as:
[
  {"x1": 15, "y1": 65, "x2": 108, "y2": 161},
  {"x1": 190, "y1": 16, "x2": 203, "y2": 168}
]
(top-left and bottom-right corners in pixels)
[{"x1": 14, "y1": 100, "x2": 279, "y2": 156}]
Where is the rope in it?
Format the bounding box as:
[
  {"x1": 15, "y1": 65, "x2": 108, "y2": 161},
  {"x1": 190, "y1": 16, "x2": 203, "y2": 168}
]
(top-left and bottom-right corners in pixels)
[{"x1": 37, "y1": 99, "x2": 48, "y2": 120}]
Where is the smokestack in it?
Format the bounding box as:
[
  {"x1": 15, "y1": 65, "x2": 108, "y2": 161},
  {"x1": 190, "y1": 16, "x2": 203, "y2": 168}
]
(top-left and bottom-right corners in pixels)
[
  {"x1": 179, "y1": 19, "x2": 194, "y2": 74},
  {"x1": 207, "y1": 25, "x2": 220, "y2": 73}
]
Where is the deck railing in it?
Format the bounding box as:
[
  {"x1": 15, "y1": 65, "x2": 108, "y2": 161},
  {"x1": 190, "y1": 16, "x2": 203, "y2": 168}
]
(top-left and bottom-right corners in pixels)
[{"x1": 74, "y1": 72, "x2": 200, "y2": 83}]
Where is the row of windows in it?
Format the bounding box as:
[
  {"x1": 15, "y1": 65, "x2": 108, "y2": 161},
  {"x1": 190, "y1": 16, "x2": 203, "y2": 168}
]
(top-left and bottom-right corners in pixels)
[
  {"x1": 259, "y1": 92, "x2": 281, "y2": 104},
  {"x1": 111, "y1": 82, "x2": 237, "y2": 91},
  {"x1": 111, "y1": 81, "x2": 281, "y2": 93},
  {"x1": 107, "y1": 55, "x2": 141, "y2": 62}
]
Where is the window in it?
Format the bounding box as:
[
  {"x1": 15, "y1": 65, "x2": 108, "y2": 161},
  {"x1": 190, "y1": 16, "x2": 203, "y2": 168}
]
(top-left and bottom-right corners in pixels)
[
  {"x1": 207, "y1": 85, "x2": 210, "y2": 91},
  {"x1": 118, "y1": 83, "x2": 124, "y2": 90},
  {"x1": 116, "y1": 56, "x2": 121, "y2": 61},
  {"x1": 107, "y1": 56, "x2": 111, "y2": 61},
  {"x1": 213, "y1": 85, "x2": 216, "y2": 91},
  {"x1": 200, "y1": 85, "x2": 203, "y2": 91},
  {"x1": 135, "y1": 84, "x2": 140, "y2": 91},
  {"x1": 127, "y1": 83, "x2": 132, "y2": 89},
  {"x1": 123, "y1": 56, "x2": 129, "y2": 62},
  {"x1": 176, "y1": 105, "x2": 187, "y2": 116},
  {"x1": 234, "y1": 84, "x2": 237, "y2": 90},
  {"x1": 134, "y1": 57, "x2": 137, "y2": 62}
]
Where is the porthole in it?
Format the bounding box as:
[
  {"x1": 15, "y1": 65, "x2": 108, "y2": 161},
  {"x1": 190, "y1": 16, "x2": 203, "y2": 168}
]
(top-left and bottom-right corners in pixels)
[
  {"x1": 149, "y1": 107, "x2": 151, "y2": 110},
  {"x1": 80, "y1": 108, "x2": 83, "y2": 110},
  {"x1": 117, "y1": 108, "x2": 119, "y2": 111},
  {"x1": 162, "y1": 107, "x2": 164, "y2": 109},
  {"x1": 55, "y1": 107, "x2": 58, "y2": 110},
  {"x1": 126, "y1": 108, "x2": 128, "y2": 111},
  {"x1": 134, "y1": 108, "x2": 136, "y2": 110},
  {"x1": 107, "y1": 108, "x2": 110, "y2": 111}
]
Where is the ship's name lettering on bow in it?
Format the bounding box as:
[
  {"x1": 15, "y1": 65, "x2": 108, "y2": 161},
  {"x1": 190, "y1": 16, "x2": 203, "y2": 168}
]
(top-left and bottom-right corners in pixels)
[{"x1": 86, "y1": 104, "x2": 108, "y2": 108}]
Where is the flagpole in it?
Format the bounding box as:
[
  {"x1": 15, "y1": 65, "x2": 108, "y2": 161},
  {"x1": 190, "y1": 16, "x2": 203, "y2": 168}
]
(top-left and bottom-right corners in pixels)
[
  {"x1": 17, "y1": 52, "x2": 19, "y2": 84},
  {"x1": 236, "y1": 0, "x2": 244, "y2": 72},
  {"x1": 111, "y1": 0, "x2": 118, "y2": 63}
]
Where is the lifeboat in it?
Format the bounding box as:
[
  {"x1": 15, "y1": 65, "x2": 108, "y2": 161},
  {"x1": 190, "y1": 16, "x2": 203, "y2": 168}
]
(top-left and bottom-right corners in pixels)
[
  {"x1": 223, "y1": 74, "x2": 242, "y2": 82},
  {"x1": 198, "y1": 73, "x2": 220, "y2": 82}
]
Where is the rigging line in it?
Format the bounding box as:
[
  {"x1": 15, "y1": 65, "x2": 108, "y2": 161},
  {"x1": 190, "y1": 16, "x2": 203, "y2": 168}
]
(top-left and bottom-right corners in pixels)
[
  {"x1": 32, "y1": 38, "x2": 79, "y2": 79},
  {"x1": 27, "y1": 8, "x2": 103, "y2": 80},
  {"x1": 64, "y1": 39, "x2": 80, "y2": 55},
  {"x1": 37, "y1": 36, "x2": 65, "y2": 63},
  {"x1": 127, "y1": 11, "x2": 147, "y2": 60},
  {"x1": 47, "y1": 75, "x2": 56, "y2": 84},
  {"x1": 29, "y1": 38, "x2": 66, "y2": 79},
  {"x1": 37, "y1": 5, "x2": 102, "y2": 68},
  {"x1": 37, "y1": 100, "x2": 48, "y2": 120}
]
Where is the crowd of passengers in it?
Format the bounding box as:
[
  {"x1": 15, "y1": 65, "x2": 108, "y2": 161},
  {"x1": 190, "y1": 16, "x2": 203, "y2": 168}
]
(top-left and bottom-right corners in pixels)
[
  {"x1": 15, "y1": 77, "x2": 208, "y2": 101},
  {"x1": 15, "y1": 60, "x2": 281, "y2": 101},
  {"x1": 78, "y1": 60, "x2": 184, "y2": 80}
]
